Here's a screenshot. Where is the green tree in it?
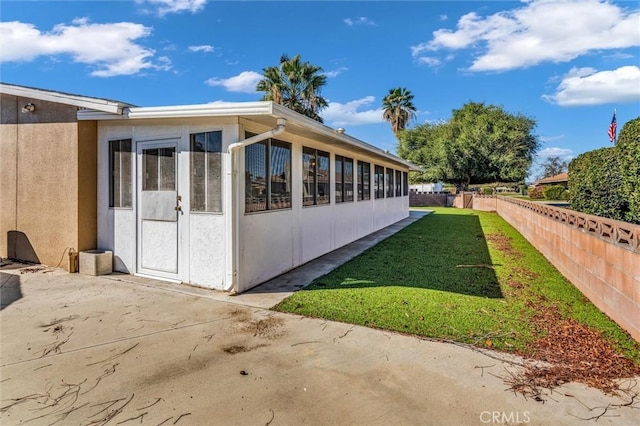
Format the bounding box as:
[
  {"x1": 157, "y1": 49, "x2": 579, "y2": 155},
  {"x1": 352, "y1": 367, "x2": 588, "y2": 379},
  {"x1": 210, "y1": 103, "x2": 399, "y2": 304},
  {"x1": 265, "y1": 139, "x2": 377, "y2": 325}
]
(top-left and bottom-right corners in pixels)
[
  {"x1": 616, "y1": 117, "x2": 640, "y2": 223},
  {"x1": 397, "y1": 102, "x2": 539, "y2": 190},
  {"x1": 382, "y1": 87, "x2": 417, "y2": 135},
  {"x1": 397, "y1": 121, "x2": 448, "y2": 183},
  {"x1": 539, "y1": 156, "x2": 568, "y2": 179},
  {"x1": 256, "y1": 54, "x2": 328, "y2": 122}
]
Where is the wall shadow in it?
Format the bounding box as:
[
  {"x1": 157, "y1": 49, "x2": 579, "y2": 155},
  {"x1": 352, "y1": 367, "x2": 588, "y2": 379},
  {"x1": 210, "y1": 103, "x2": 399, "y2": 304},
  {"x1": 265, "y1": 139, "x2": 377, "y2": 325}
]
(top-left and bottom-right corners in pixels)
[
  {"x1": 1, "y1": 272, "x2": 22, "y2": 310},
  {"x1": 7, "y1": 231, "x2": 40, "y2": 264}
]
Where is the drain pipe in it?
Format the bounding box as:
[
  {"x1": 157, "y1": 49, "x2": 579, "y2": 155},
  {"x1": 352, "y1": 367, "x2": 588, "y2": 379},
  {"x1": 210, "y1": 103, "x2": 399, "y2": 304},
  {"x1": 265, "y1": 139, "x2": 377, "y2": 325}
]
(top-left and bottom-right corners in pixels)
[{"x1": 224, "y1": 118, "x2": 286, "y2": 293}]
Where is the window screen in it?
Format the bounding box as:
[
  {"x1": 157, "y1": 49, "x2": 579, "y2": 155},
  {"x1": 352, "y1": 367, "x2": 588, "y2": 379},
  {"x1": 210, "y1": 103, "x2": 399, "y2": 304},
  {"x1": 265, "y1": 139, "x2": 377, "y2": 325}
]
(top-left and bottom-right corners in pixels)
[{"x1": 109, "y1": 139, "x2": 132, "y2": 208}]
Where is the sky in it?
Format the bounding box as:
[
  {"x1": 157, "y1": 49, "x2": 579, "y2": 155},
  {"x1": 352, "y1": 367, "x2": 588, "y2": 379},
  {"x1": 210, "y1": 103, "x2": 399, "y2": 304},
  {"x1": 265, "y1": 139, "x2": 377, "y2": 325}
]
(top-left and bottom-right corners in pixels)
[{"x1": 1, "y1": 0, "x2": 639, "y2": 181}]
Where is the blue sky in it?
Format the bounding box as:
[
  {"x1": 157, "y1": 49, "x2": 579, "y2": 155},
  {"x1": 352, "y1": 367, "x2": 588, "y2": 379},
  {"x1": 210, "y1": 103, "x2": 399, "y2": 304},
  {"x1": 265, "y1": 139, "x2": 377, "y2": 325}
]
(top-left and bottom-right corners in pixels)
[{"x1": 1, "y1": 0, "x2": 639, "y2": 180}]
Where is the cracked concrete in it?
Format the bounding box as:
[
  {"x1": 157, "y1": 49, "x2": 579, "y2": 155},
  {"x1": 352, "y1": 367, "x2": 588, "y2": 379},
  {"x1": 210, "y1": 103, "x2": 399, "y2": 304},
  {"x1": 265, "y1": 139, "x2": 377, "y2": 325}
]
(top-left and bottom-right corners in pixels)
[{"x1": 1, "y1": 265, "x2": 639, "y2": 425}]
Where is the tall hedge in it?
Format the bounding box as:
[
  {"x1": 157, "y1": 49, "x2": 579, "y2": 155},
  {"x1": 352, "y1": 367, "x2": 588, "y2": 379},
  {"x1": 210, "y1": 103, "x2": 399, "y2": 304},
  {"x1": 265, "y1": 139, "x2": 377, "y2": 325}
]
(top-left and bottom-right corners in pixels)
[
  {"x1": 616, "y1": 117, "x2": 640, "y2": 223},
  {"x1": 569, "y1": 148, "x2": 628, "y2": 221}
]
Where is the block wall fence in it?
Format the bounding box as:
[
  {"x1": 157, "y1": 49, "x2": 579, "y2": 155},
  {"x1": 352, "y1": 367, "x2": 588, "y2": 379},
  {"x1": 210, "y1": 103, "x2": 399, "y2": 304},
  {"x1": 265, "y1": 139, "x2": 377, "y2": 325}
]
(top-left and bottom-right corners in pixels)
[{"x1": 469, "y1": 195, "x2": 640, "y2": 341}]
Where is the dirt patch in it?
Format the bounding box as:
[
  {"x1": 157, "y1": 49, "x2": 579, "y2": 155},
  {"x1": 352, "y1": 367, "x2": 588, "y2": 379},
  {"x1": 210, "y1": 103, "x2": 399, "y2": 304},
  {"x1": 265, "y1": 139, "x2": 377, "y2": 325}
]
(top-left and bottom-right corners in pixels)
[
  {"x1": 509, "y1": 303, "x2": 640, "y2": 398},
  {"x1": 486, "y1": 233, "x2": 521, "y2": 259},
  {"x1": 242, "y1": 317, "x2": 285, "y2": 340},
  {"x1": 222, "y1": 344, "x2": 267, "y2": 354}
]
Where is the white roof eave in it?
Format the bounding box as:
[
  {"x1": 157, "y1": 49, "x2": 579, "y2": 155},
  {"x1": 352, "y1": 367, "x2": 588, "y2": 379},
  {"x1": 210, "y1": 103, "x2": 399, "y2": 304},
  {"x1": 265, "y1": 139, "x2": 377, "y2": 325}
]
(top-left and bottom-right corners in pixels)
[
  {"x1": 0, "y1": 83, "x2": 129, "y2": 114},
  {"x1": 76, "y1": 100, "x2": 422, "y2": 171}
]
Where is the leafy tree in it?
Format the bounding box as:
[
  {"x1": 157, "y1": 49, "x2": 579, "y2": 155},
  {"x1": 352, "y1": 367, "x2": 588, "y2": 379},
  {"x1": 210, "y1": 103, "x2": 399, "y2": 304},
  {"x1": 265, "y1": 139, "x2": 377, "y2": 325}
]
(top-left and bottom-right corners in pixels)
[
  {"x1": 256, "y1": 54, "x2": 328, "y2": 122},
  {"x1": 398, "y1": 102, "x2": 539, "y2": 190},
  {"x1": 397, "y1": 121, "x2": 448, "y2": 183},
  {"x1": 616, "y1": 117, "x2": 640, "y2": 223},
  {"x1": 382, "y1": 87, "x2": 417, "y2": 134},
  {"x1": 569, "y1": 148, "x2": 627, "y2": 221},
  {"x1": 538, "y1": 156, "x2": 568, "y2": 179}
]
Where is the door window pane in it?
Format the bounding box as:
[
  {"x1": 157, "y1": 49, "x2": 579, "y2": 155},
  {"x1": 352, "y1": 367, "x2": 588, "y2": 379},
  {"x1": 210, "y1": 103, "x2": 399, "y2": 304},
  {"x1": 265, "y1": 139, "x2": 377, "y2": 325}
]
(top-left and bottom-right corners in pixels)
[{"x1": 143, "y1": 149, "x2": 159, "y2": 191}]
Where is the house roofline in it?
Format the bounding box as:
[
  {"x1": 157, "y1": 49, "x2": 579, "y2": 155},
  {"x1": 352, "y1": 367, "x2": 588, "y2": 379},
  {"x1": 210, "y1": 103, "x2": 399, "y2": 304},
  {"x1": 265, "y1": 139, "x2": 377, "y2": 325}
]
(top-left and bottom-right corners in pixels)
[
  {"x1": 78, "y1": 101, "x2": 422, "y2": 172},
  {"x1": 0, "y1": 82, "x2": 133, "y2": 114}
]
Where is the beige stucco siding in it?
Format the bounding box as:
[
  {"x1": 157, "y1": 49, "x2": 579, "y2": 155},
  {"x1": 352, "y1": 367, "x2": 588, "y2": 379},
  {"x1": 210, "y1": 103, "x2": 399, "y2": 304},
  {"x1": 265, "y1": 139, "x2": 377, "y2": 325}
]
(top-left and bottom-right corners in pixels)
[{"x1": 0, "y1": 94, "x2": 98, "y2": 269}]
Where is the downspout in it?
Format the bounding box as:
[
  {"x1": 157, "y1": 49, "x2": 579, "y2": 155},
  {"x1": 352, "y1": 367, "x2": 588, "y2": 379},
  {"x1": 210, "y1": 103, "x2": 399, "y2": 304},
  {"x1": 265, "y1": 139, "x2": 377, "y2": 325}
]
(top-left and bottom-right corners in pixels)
[{"x1": 224, "y1": 118, "x2": 286, "y2": 293}]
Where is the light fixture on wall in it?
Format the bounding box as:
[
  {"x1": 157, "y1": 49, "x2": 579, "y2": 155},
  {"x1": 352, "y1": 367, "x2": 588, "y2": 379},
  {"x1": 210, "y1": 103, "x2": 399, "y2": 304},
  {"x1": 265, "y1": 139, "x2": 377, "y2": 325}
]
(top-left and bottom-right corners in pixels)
[
  {"x1": 336, "y1": 128, "x2": 345, "y2": 134},
  {"x1": 21, "y1": 103, "x2": 36, "y2": 113}
]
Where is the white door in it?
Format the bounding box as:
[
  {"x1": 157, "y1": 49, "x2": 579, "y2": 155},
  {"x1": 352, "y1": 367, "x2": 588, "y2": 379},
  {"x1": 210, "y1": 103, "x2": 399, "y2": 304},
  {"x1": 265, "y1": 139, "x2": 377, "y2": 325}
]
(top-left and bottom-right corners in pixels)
[{"x1": 137, "y1": 141, "x2": 182, "y2": 281}]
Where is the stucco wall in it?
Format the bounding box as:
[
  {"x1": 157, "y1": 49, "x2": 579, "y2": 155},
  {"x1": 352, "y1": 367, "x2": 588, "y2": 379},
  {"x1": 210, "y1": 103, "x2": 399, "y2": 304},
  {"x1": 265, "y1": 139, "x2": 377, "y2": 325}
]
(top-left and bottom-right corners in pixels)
[
  {"x1": 237, "y1": 129, "x2": 410, "y2": 292},
  {"x1": 0, "y1": 94, "x2": 97, "y2": 270}
]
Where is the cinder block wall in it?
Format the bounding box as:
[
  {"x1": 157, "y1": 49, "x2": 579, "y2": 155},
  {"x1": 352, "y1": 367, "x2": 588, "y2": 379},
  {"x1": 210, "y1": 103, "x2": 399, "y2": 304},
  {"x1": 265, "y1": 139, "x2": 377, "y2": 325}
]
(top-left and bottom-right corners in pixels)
[
  {"x1": 409, "y1": 192, "x2": 448, "y2": 207},
  {"x1": 495, "y1": 197, "x2": 640, "y2": 342},
  {"x1": 471, "y1": 195, "x2": 497, "y2": 211}
]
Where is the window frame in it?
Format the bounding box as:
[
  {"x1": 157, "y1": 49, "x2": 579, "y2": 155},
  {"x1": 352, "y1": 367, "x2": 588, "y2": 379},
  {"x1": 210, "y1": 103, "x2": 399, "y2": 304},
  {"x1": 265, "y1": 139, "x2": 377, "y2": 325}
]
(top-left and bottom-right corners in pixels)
[
  {"x1": 403, "y1": 171, "x2": 409, "y2": 196},
  {"x1": 190, "y1": 130, "x2": 223, "y2": 213},
  {"x1": 335, "y1": 154, "x2": 354, "y2": 203},
  {"x1": 244, "y1": 135, "x2": 292, "y2": 213},
  {"x1": 303, "y1": 147, "x2": 330, "y2": 207},
  {"x1": 374, "y1": 165, "x2": 385, "y2": 199},
  {"x1": 108, "y1": 138, "x2": 132, "y2": 208},
  {"x1": 357, "y1": 161, "x2": 371, "y2": 201},
  {"x1": 386, "y1": 167, "x2": 395, "y2": 198}
]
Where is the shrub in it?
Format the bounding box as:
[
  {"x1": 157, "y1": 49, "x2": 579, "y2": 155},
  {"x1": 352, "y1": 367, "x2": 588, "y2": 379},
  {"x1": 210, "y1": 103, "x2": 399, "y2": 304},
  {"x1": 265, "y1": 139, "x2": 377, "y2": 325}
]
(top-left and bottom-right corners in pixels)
[
  {"x1": 616, "y1": 117, "x2": 640, "y2": 224},
  {"x1": 527, "y1": 186, "x2": 544, "y2": 199},
  {"x1": 543, "y1": 185, "x2": 568, "y2": 201},
  {"x1": 569, "y1": 148, "x2": 628, "y2": 221},
  {"x1": 481, "y1": 186, "x2": 494, "y2": 195}
]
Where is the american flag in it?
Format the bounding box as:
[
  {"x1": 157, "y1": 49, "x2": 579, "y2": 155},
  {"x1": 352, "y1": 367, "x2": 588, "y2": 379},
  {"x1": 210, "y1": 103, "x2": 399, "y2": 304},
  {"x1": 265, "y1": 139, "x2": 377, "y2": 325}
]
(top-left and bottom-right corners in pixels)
[{"x1": 608, "y1": 111, "x2": 617, "y2": 143}]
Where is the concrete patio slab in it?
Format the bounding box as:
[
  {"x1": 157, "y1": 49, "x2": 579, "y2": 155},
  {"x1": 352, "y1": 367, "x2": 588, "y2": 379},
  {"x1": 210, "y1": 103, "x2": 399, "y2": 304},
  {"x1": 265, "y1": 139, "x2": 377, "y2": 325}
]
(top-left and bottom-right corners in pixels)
[{"x1": 1, "y1": 264, "x2": 638, "y2": 425}]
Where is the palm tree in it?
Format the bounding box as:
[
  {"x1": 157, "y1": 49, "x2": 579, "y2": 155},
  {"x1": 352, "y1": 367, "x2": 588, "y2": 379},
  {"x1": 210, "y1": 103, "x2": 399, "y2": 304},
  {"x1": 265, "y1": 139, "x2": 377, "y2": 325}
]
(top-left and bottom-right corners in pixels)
[
  {"x1": 382, "y1": 87, "x2": 417, "y2": 134},
  {"x1": 256, "y1": 54, "x2": 328, "y2": 123}
]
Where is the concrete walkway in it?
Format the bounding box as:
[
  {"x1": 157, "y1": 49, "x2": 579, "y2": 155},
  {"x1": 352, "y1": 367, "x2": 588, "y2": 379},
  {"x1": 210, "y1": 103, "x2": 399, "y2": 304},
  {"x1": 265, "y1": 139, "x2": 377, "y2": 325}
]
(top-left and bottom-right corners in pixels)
[{"x1": 100, "y1": 209, "x2": 432, "y2": 310}]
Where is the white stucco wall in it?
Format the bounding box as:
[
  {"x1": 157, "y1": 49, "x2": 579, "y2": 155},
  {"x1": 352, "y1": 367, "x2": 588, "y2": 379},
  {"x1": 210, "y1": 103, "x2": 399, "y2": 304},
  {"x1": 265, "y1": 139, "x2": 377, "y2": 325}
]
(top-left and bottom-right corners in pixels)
[
  {"x1": 96, "y1": 117, "x2": 410, "y2": 293},
  {"x1": 97, "y1": 119, "x2": 236, "y2": 290},
  {"x1": 236, "y1": 129, "x2": 410, "y2": 293}
]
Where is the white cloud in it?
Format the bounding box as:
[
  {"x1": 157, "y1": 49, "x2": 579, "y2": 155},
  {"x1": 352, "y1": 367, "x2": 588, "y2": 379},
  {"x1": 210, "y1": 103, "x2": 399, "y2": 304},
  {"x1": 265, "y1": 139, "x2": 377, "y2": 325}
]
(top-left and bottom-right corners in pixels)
[
  {"x1": 543, "y1": 66, "x2": 640, "y2": 106},
  {"x1": 136, "y1": 0, "x2": 207, "y2": 17},
  {"x1": 205, "y1": 71, "x2": 262, "y2": 93},
  {"x1": 322, "y1": 96, "x2": 385, "y2": 127},
  {"x1": 413, "y1": 0, "x2": 640, "y2": 72},
  {"x1": 538, "y1": 147, "x2": 573, "y2": 158},
  {"x1": 416, "y1": 56, "x2": 441, "y2": 67},
  {"x1": 325, "y1": 67, "x2": 348, "y2": 78},
  {"x1": 539, "y1": 134, "x2": 565, "y2": 143},
  {"x1": 0, "y1": 20, "x2": 167, "y2": 77},
  {"x1": 188, "y1": 44, "x2": 214, "y2": 53},
  {"x1": 344, "y1": 17, "x2": 376, "y2": 26},
  {"x1": 439, "y1": 15, "x2": 448, "y2": 21}
]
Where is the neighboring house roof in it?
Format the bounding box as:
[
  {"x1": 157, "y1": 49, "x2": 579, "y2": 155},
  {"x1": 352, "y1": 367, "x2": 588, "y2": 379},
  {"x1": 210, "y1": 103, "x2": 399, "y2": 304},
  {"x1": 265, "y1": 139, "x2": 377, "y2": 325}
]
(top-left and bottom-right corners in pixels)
[
  {"x1": 78, "y1": 100, "x2": 422, "y2": 172},
  {"x1": 0, "y1": 82, "x2": 134, "y2": 114},
  {"x1": 536, "y1": 172, "x2": 568, "y2": 185}
]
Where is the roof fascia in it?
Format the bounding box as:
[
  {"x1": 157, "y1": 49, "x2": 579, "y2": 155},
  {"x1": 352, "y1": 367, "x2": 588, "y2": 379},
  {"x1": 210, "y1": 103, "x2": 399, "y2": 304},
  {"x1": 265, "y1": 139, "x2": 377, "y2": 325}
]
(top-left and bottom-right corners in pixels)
[
  {"x1": 271, "y1": 104, "x2": 422, "y2": 171},
  {"x1": 0, "y1": 83, "x2": 127, "y2": 114}
]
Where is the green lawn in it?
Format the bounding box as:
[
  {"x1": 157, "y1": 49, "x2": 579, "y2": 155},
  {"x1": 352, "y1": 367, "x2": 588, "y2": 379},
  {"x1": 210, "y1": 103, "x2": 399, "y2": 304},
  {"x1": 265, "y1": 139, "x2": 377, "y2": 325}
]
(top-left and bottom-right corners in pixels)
[{"x1": 275, "y1": 207, "x2": 640, "y2": 365}]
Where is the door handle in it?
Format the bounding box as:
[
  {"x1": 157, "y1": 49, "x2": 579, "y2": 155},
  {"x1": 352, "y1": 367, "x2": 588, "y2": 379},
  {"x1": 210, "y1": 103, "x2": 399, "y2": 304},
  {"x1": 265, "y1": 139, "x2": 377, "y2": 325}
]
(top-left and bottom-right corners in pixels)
[{"x1": 174, "y1": 205, "x2": 182, "y2": 212}]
